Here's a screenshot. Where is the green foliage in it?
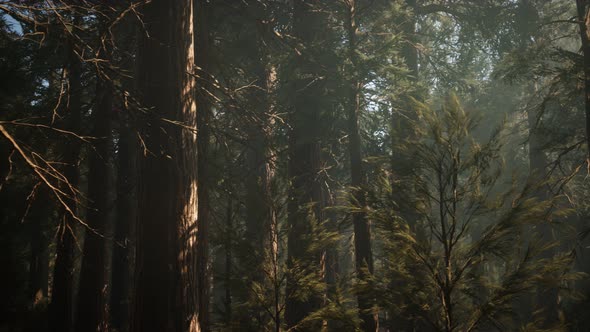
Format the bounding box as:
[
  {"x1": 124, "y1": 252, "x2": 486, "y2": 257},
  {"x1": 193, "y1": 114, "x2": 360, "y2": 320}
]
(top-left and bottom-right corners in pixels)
[{"x1": 366, "y1": 95, "x2": 580, "y2": 331}]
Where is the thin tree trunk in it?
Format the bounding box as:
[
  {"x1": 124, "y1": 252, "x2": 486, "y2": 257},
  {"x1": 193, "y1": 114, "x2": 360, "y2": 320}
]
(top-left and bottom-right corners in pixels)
[
  {"x1": 224, "y1": 198, "x2": 233, "y2": 326},
  {"x1": 388, "y1": 3, "x2": 427, "y2": 330},
  {"x1": 244, "y1": 67, "x2": 275, "y2": 275},
  {"x1": 285, "y1": 1, "x2": 328, "y2": 328},
  {"x1": 345, "y1": 1, "x2": 376, "y2": 330},
  {"x1": 110, "y1": 110, "x2": 138, "y2": 331},
  {"x1": 577, "y1": 0, "x2": 590, "y2": 159},
  {"x1": 110, "y1": 13, "x2": 140, "y2": 331},
  {"x1": 75, "y1": 32, "x2": 113, "y2": 332},
  {"x1": 48, "y1": 38, "x2": 83, "y2": 332},
  {"x1": 242, "y1": 16, "x2": 278, "y2": 322},
  {"x1": 391, "y1": 0, "x2": 420, "y2": 221},
  {"x1": 389, "y1": 2, "x2": 423, "y2": 265},
  {"x1": 131, "y1": 1, "x2": 199, "y2": 331}
]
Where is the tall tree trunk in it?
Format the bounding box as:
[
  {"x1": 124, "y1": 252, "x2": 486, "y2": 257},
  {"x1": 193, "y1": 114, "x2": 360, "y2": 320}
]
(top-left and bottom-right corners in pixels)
[
  {"x1": 195, "y1": 1, "x2": 211, "y2": 329},
  {"x1": 388, "y1": 2, "x2": 428, "y2": 330},
  {"x1": 111, "y1": 13, "x2": 140, "y2": 331},
  {"x1": 242, "y1": 8, "x2": 278, "y2": 323},
  {"x1": 48, "y1": 38, "x2": 83, "y2": 332},
  {"x1": 391, "y1": 0, "x2": 420, "y2": 223},
  {"x1": 401, "y1": 0, "x2": 419, "y2": 79},
  {"x1": 345, "y1": 1, "x2": 376, "y2": 331},
  {"x1": 244, "y1": 64, "x2": 274, "y2": 272},
  {"x1": 243, "y1": 61, "x2": 277, "y2": 329},
  {"x1": 75, "y1": 30, "x2": 113, "y2": 332},
  {"x1": 514, "y1": 1, "x2": 558, "y2": 326},
  {"x1": 131, "y1": 1, "x2": 199, "y2": 331},
  {"x1": 577, "y1": 0, "x2": 590, "y2": 159},
  {"x1": 110, "y1": 109, "x2": 138, "y2": 331},
  {"x1": 285, "y1": 0, "x2": 328, "y2": 328}
]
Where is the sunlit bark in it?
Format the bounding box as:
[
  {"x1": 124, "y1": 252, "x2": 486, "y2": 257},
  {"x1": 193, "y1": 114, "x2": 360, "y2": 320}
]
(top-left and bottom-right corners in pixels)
[{"x1": 132, "y1": 0, "x2": 200, "y2": 331}]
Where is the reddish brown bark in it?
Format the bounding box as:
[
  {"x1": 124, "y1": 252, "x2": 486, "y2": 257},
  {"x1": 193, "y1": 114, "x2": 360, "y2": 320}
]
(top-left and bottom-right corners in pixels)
[{"x1": 131, "y1": 1, "x2": 200, "y2": 331}]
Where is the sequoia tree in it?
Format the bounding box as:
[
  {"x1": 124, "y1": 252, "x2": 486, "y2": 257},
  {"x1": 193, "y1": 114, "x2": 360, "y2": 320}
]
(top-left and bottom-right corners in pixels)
[{"x1": 131, "y1": 0, "x2": 200, "y2": 331}]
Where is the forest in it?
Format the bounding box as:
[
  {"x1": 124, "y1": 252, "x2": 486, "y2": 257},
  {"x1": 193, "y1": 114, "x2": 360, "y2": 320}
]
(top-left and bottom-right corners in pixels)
[{"x1": 3, "y1": 0, "x2": 590, "y2": 331}]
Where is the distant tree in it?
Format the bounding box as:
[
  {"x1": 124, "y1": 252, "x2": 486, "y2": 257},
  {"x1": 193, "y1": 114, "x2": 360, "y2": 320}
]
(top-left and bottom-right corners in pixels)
[
  {"x1": 75, "y1": 13, "x2": 115, "y2": 332},
  {"x1": 343, "y1": 0, "x2": 377, "y2": 330},
  {"x1": 284, "y1": 0, "x2": 335, "y2": 329},
  {"x1": 576, "y1": 0, "x2": 590, "y2": 157},
  {"x1": 48, "y1": 22, "x2": 83, "y2": 332}
]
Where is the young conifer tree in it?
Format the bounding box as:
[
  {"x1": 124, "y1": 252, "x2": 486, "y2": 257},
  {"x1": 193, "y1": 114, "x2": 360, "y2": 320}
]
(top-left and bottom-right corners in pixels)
[{"x1": 366, "y1": 95, "x2": 579, "y2": 331}]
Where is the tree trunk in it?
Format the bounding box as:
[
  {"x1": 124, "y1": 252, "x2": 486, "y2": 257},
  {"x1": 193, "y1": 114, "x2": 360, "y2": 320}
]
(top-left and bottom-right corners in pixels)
[
  {"x1": 131, "y1": 1, "x2": 200, "y2": 331},
  {"x1": 224, "y1": 199, "x2": 233, "y2": 326},
  {"x1": 345, "y1": 1, "x2": 376, "y2": 330},
  {"x1": 391, "y1": 0, "x2": 420, "y2": 222},
  {"x1": 285, "y1": 0, "x2": 328, "y2": 328},
  {"x1": 28, "y1": 186, "x2": 50, "y2": 307},
  {"x1": 48, "y1": 38, "x2": 82, "y2": 332},
  {"x1": 195, "y1": 1, "x2": 211, "y2": 329},
  {"x1": 110, "y1": 109, "x2": 138, "y2": 331},
  {"x1": 244, "y1": 63, "x2": 275, "y2": 276},
  {"x1": 111, "y1": 13, "x2": 140, "y2": 331},
  {"x1": 75, "y1": 33, "x2": 113, "y2": 332},
  {"x1": 577, "y1": 0, "x2": 590, "y2": 159},
  {"x1": 388, "y1": 2, "x2": 428, "y2": 330},
  {"x1": 242, "y1": 11, "x2": 278, "y2": 323}
]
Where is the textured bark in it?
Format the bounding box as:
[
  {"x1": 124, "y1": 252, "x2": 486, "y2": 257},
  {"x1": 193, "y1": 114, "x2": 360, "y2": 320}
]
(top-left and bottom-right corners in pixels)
[
  {"x1": 131, "y1": 1, "x2": 199, "y2": 331},
  {"x1": 193, "y1": 1, "x2": 212, "y2": 332},
  {"x1": 285, "y1": 0, "x2": 328, "y2": 328},
  {"x1": 345, "y1": 1, "x2": 376, "y2": 331},
  {"x1": 194, "y1": 1, "x2": 211, "y2": 330},
  {"x1": 48, "y1": 40, "x2": 82, "y2": 332},
  {"x1": 75, "y1": 38, "x2": 113, "y2": 332},
  {"x1": 244, "y1": 63, "x2": 275, "y2": 275}
]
